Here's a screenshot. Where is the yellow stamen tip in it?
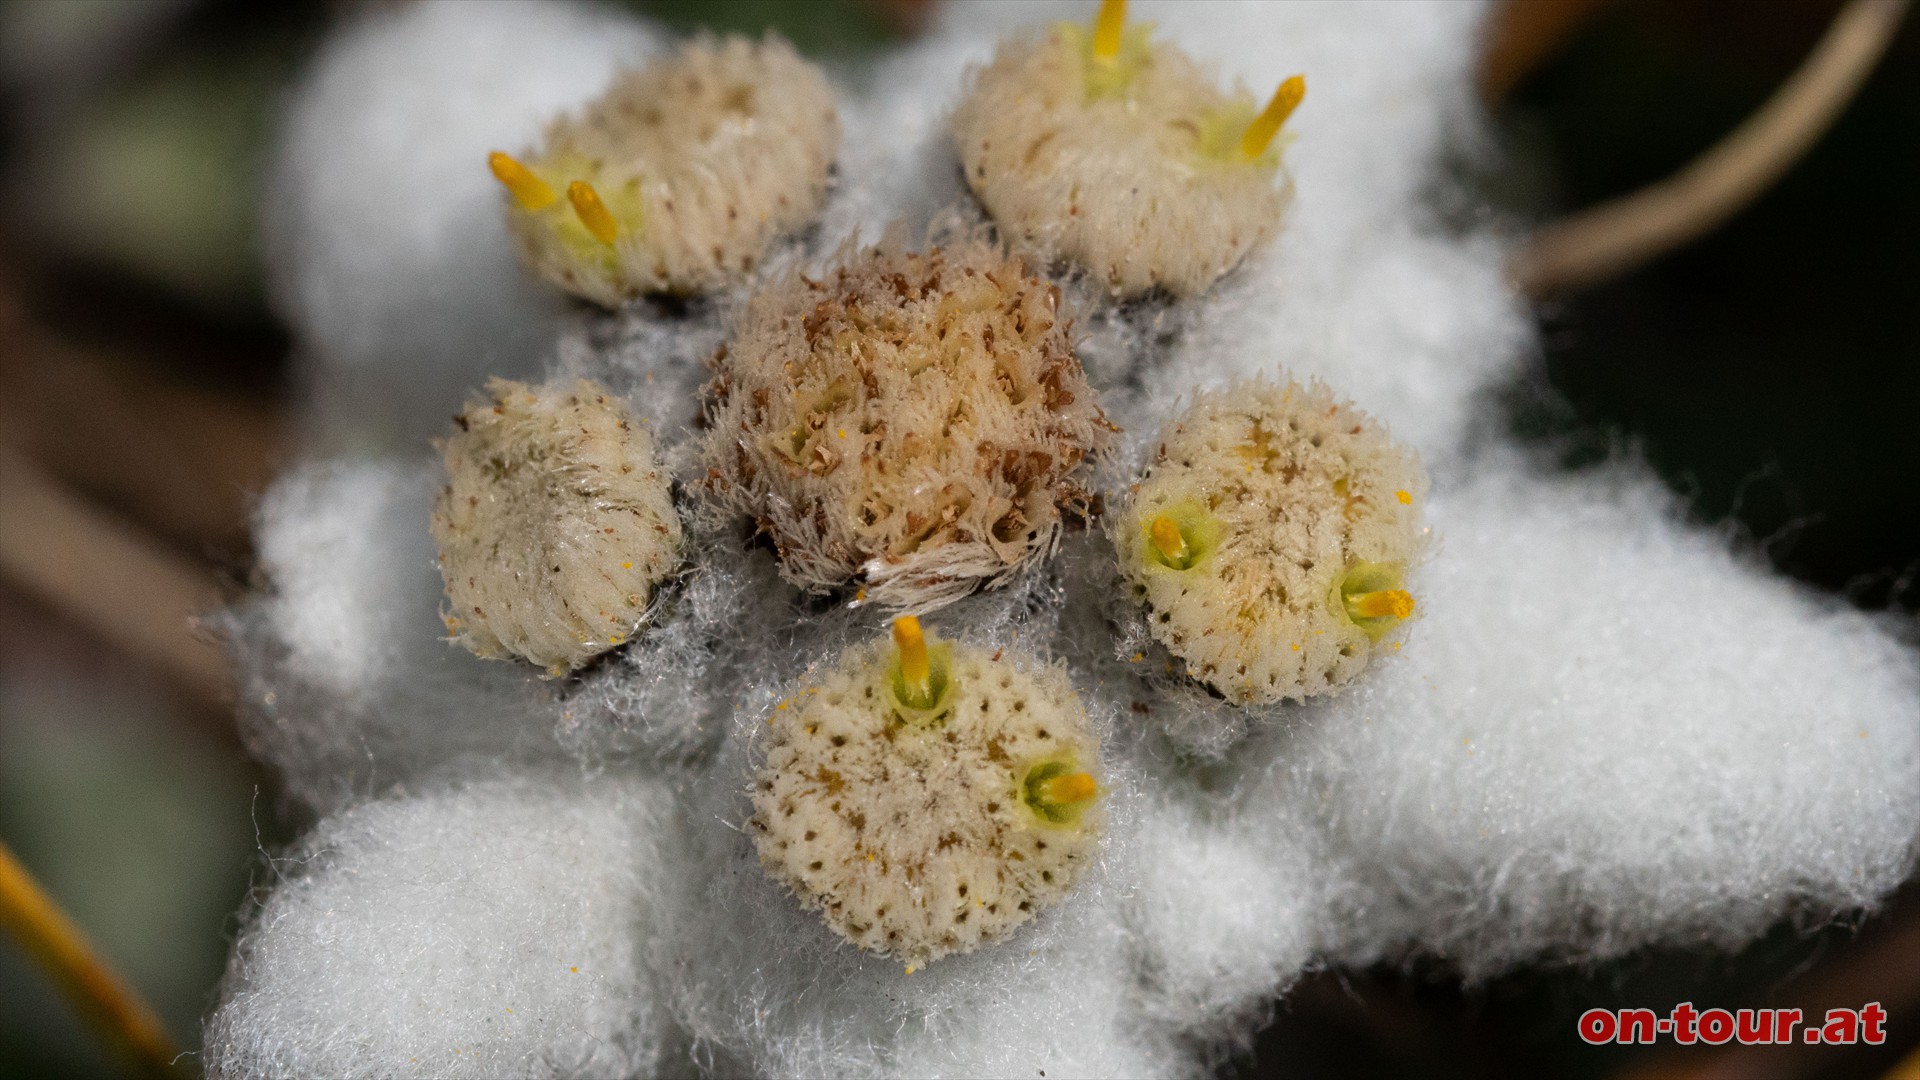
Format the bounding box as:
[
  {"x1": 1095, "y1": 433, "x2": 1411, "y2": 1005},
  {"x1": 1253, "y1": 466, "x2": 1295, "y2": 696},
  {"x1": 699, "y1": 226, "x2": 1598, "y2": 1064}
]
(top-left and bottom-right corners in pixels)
[
  {"x1": 1396, "y1": 489, "x2": 1412, "y2": 505},
  {"x1": 892, "y1": 615, "x2": 930, "y2": 699},
  {"x1": 1038, "y1": 771, "x2": 1098, "y2": 806},
  {"x1": 1148, "y1": 515, "x2": 1189, "y2": 564},
  {"x1": 488, "y1": 151, "x2": 556, "y2": 211},
  {"x1": 1239, "y1": 74, "x2": 1306, "y2": 160},
  {"x1": 1349, "y1": 589, "x2": 1414, "y2": 621},
  {"x1": 1091, "y1": 0, "x2": 1127, "y2": 62},
  {"x1": 567, "y1": 179, "x2": 619, "y2": 245}
]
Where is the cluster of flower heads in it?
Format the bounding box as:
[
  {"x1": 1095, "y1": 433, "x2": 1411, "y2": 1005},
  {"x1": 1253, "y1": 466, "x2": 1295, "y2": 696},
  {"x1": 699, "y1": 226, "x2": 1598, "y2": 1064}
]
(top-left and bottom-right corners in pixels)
[{"x1": 433, "y1": 0, "x2": 1427, "y2": 966}]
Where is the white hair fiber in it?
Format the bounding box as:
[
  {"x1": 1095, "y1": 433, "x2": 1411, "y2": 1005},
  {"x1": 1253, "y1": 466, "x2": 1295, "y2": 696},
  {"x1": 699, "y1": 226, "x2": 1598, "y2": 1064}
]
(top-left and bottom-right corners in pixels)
[
  {"x1": 203, "y1": 770, "x2": 682, "y2": 1079},
  {"x1": 1292, "y1": 453, "x2": 1920, "y2": 976}
]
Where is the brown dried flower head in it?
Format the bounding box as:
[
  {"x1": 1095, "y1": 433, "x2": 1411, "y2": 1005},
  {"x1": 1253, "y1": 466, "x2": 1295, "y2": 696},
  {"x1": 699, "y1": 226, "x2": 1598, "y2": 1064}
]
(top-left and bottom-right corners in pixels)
[{"x1": 702, "y1": 233, "x2": 1113, "y2": 612}]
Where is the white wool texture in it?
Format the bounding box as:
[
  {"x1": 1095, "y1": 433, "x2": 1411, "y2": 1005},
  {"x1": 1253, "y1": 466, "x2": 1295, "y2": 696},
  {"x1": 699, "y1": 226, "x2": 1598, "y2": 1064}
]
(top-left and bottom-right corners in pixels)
[
  {"x1": 1286, "y1": 453, "x2": 1920, "y2": 976},
  {"x1": 217, "y1": 1, "x2": 1920, "y2": 1077},
  {"x1": 204, "y1": 772, "x2": 680, "y2": 1079},
  {"x1": 658, "y1": 662, "x2": 1206, "y2": 1079},
  {"x1": 1126, "y1": 792, "x2": 1325, "y2": 1041},
  {"x1": 231, "y1": 458, "x2": 729, "y2": 814},
  {"x1": 265, "y1": 0, "x2": 661, "y2": 452},
  {"x1": 230, "y1": 460, "x2": 561, "y2": 812}
]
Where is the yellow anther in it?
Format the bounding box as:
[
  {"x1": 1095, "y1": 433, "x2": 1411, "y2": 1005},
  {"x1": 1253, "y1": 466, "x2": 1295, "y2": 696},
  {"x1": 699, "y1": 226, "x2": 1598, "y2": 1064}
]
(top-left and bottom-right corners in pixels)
[
  {"x1": 892, "y1": 616, "x2": 931, "y2": 703},
  {"x1": 1148, "y1": 515, "x2": 1189, "y2": 565},
  {"x1": 1035, "y1": 771, "x2": 1097, "y2": 806},
  {"x1": 567, "y1": 180, "x2": 619, "y2": 245},
  {"x1": 1091, "y1": 0, "x2": 1127, "y2": 62},
  {"x1": 1347, "y1": 589, "x2": 1414, "y2": 621},
  {"x1": 1238, "y1": 74, "x2": 1306, "y2": 160},
  {"x1": 487, "y1": 151, "x2": 556, "y2": 211},
  {"x1": 1023, "y1": 760, "x2": 1100, "y2": 824},
  {"x1": 1396, "y1": 489, "x2": 1412, "y2": 505}
]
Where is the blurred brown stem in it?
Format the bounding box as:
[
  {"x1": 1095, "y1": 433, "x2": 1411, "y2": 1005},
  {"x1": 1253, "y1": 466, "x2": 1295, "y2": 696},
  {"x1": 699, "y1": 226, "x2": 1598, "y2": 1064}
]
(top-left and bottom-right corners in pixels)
[
  {"x1": 0, "y1": 838, "x2": 185, "y2": 1078},
  {"x1": 0, "y1": 448, "x2": 231, "y2": 708},
  {"x1": 1512, "y1": 0, "x2": 1909, "y2": 296},
  {"x1": 0, "y1": 286, "x2": 284, "y2": 552}
]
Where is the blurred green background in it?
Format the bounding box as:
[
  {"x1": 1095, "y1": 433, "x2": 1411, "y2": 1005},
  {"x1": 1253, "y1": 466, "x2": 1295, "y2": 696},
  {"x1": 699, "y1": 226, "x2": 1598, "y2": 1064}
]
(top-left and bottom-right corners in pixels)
[{"x1": 0, "y1": 1, "x2": 1912, "y2": 1078}]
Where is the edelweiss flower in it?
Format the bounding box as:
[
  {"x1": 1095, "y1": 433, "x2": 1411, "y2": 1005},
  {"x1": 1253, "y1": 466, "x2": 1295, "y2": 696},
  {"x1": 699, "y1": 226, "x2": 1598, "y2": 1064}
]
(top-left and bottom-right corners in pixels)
[{"x1": 206, "y1": 2, "x2": 1920, "y2": 1078}]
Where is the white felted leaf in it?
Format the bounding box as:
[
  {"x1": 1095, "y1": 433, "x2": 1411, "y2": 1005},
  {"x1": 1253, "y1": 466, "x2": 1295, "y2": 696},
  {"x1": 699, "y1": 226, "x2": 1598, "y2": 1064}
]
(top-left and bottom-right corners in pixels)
[
  {"x1": 204, "y1": 771, "x2": 680, "y2": 1079},
  {"x1": 229, "y1": 460, "x2": 560, "y2": 812},
  {"x1": 1285, "y1": 454, "x2": 1920, "y2": 975}
]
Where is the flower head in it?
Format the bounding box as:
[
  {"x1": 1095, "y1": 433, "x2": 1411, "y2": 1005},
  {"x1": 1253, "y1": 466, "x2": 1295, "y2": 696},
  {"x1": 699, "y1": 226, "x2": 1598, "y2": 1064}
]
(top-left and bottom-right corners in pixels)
[
  {"x1": 702, "y1": 233, "x2": 1112, "y2": 611},
  {"x1": 953, "y1": 0, "x2": 1302, "y2": 297},
  {"x1": 1115, "y1": 378, "x2": 1425, "y2": 703},
  {"x1": 491, "y1": 34, "x2": 839, "y2": 305},
  {"x1": 431, "y1": 377, "x2": 681, "y2": 675},
  {"x1": 751, "y1": 618, "x2": 1104, "y2": 966}
]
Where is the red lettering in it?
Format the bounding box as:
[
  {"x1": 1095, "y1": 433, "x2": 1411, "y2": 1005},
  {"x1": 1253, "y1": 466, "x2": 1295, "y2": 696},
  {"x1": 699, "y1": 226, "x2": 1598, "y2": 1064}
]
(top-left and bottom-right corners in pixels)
[
  {"x1": 1671, "y1": 1002, "x2": 1699, "y2": 1044},
  {"x1": 1698, "y1": 1008, "x2": 1734, "y2": 1045},
  {"x1": 1861, "y1": 1002, "x2": 1886, "y2": 1045},
  {"x1": 1578, "y1": 1009, "x2": 1617, "y2": 1045},
  {"x1": 1579, "y1": 1001, "x2": 1879, "y2": 1048},
  {"x1": 1821, "y1": 1008, "x2": 1858, "y2": 1045}
]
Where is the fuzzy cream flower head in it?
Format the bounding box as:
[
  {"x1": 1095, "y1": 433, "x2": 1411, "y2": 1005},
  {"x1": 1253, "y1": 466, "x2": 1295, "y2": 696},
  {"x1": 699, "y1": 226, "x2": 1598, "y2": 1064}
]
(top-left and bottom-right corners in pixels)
[
  {"x1": 1115, "y1": 379, "x2": 1426, "y2": 704},
  {"x1": 751, "y1": 617, "x2": 1104, "y2": 968},
  {"x1": 488, "y1": 34, "x2": 839, "y2": 307},
  {"x1": 702, "y1": 233, "x2": 1113, "y2": 612},
  {"x1": 952, "y1": 0, "x2": 1303, "y2": 299},
  {"x1": 431, "y1": 377, "x2": 682, "y2": 676}
]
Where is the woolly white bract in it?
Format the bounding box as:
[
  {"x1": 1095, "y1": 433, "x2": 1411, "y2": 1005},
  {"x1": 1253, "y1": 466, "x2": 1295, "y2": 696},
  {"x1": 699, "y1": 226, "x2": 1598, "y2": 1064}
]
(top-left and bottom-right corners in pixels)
[
  {"x1": 214, "y1": 1, "x2": 1920, "y2": 1077},
  {"x1": 204, "y1": 772, "x2": 679, "y2": 1079}
]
